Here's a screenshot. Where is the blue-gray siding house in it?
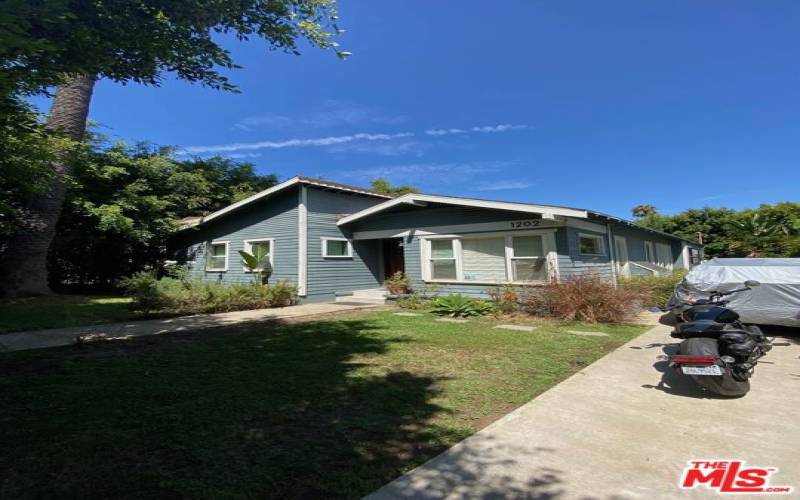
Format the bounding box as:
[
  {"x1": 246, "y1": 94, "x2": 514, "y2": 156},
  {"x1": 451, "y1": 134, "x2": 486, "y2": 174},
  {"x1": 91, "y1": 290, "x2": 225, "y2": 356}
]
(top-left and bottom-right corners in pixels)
[{"x1": 174, "y1": 176, "x2": 702, "y2": 302}]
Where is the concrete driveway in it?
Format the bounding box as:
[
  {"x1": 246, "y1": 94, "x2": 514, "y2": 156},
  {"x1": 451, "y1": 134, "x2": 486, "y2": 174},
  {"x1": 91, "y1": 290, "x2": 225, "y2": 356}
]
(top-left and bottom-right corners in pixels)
[{"x1": 367, "y1": 324, "x2": 800, "y2": 499}]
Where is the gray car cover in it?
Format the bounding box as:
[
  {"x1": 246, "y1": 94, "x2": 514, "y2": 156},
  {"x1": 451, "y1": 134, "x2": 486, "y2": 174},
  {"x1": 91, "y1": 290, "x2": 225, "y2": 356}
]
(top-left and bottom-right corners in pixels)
[{"x1": 670, "y1": 258, "x2": 800, "y2": 327}]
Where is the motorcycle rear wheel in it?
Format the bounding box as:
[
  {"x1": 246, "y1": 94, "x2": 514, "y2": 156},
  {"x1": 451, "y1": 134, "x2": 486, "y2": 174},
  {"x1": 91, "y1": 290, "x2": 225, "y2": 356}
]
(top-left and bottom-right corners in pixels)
[{"x1": 680, "y1": 337, "x2": 750, "y2": 397}]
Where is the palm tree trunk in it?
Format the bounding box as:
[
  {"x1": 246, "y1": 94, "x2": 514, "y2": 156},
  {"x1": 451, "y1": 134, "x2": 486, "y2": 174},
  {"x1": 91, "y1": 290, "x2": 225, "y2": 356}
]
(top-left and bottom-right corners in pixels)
[{"x1": 0, "y1": 74, "x2": 96, "y2": 296}]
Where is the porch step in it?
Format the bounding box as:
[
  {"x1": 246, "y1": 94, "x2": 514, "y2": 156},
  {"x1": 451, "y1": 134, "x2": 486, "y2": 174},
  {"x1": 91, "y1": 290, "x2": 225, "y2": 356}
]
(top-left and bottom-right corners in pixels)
[
  {"x1": 335, "y1": 288, "x2": 389, "y2": 305},
  {"x1": 335, "y1": 297, "x2": 388, "y2": 305}
]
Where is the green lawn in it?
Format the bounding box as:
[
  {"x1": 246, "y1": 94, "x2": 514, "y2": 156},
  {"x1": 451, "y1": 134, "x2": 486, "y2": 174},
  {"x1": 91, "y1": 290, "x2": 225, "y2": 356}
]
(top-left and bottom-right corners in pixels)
[
  {"x1": 0, "y1": 295, "x2": 133, "y2": 333},
  {"x1": 0, "y1": 311, "x2": 647, "y2": 499}
]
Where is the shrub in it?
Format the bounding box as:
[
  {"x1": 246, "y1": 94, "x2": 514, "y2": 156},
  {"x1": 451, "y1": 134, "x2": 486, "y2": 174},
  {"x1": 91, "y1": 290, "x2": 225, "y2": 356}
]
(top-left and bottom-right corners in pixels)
[
  {"x1": 519, "y1": 275, "x2": 646, "y2": 323},
  {"x1": 122, "y1": 274, "x2": 298, "y2": 316},
  {"x1": 620, "y1": 269, "x2": 687, "y2": 309},
  {"x1": 485, "y1": 284, "x2": 520, "y2": 314},
  {"x1": 396, "y1": 294, "x2": 434, "y2": 310},
  {"x1": 119, "y1": 272, "x2": 160, "y2": 314},
  {"x1": 383, "y1": 271, "x2": 410, "y2": 295},
  {"x1": 431, "y1": 294, "x2": 495, "y2": 318},
  {"x1": 264, "y1": 280, "x2": 297, "y2": 307}
]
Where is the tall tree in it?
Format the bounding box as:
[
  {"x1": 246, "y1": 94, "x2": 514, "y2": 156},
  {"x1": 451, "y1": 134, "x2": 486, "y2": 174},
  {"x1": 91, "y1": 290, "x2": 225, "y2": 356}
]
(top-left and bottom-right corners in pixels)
[{"x1": 0, "y1": 0, "x2": 344, "y2": 296}]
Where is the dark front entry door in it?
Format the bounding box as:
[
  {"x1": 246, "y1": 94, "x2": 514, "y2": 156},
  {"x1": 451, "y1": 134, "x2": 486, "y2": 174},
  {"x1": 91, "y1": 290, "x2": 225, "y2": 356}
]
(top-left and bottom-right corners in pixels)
[{"x1": 383, "y1": 238, "x2": 405, "y2": 279}]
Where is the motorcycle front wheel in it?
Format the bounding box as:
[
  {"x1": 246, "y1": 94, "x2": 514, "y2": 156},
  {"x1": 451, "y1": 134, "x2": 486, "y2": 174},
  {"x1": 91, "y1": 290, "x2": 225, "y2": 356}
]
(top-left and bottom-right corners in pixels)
[{"x1": 680, "y1": 337, "x2": 750, "y2": 397}]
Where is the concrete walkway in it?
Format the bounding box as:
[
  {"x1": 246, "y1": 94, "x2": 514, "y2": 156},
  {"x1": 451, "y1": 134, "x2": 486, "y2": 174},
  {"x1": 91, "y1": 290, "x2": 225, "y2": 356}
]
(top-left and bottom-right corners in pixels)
[
  {"x1": 368, "y1": 324, "x2": 800, "y2": 499},
  {"x1": 0, "y1": 302, "x2": 384, "y2": 352}
]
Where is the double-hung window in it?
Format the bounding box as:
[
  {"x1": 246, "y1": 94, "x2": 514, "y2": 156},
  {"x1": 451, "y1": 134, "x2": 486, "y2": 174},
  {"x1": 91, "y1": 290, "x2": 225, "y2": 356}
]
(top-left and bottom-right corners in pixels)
[
  {"x1": 206, "y1": 241, "x2": 229, "y2": 271},
  {"x1": 429, "y1": 239, "x2": 458, "y2": 280},
  {"x1": 425, "y1": 232, "x2": 554, "y2": 284},
  {"x1": 655, "y1": 243, "x2": 673, "y2": 269},
  {"x1": 510, "y1": 235, "x2": 548, "y2": 281},
  {"x1": 242, "y1": 239, "x2": 273, "y2": 271}
]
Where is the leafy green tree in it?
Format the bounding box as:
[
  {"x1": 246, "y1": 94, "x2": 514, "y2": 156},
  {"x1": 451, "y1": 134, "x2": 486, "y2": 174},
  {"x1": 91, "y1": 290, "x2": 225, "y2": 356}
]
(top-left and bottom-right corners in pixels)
[
  {"x1": 0, "y1": 0, "x2": 344, "y2": 296},
  {"x1": 0, "y1": 100, "x2": 63, "y2": 242},
  {"x1": 727, "y1": 203, "x2": 800, "y2": 257},
  {"x1": 48, "y1": 139, "x2": 278, "y2": 289},
  {"x1": 634, "y1": 203, "x2": 799, "y2": 258},
  {"x1": 370, "y1": 178, "x2": 420, "y2": 197},
  {"x1": 631, "y1": 204, "x2": 658, "y2": 218}
]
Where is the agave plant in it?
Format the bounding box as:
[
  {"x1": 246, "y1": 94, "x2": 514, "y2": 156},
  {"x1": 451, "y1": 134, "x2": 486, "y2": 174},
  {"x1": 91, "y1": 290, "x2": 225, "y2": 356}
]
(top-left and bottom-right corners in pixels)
[
  {"x1": 239, "y1": 247, "x2": 273, "y2": 285},
  {"x1": 431, "y1": 294, "x2": 495, "y2": 318}
]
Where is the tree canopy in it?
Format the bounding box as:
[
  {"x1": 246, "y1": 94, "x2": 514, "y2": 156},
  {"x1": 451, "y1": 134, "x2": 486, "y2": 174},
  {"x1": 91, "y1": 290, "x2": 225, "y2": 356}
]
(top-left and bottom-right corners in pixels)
[
  {"x1": 369, "y1": 178, "x2": 420, "y2": 197},
  {"x1": 0, "y1": 0, "x2": 346, "y2": 97},
  {"x1": 48, "y1": 138, "x2": 278, "y2": 289},
  {"x1": 633, "y1": 203, "x2": 800, "y2": 258}
]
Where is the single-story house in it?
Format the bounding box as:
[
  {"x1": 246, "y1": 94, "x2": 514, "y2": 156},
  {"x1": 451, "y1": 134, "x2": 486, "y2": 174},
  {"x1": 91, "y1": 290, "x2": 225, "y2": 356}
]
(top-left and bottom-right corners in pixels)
[{"x1": 173, "y1": 176, "x2": 703, "y2": 303}]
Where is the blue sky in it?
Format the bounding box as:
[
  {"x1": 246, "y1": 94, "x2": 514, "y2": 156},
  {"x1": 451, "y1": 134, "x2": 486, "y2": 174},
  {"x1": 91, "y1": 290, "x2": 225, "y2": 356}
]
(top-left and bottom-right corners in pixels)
[{"x1": 32, "y1": 1, "x2": 800, "y2": 218}]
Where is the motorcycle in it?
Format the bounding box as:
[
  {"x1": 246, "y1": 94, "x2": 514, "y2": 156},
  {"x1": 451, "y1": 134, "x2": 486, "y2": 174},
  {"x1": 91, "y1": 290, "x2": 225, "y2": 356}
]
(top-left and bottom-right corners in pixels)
[{"x1": 667, "y1": 280, "x2": 772, "y2": 397}]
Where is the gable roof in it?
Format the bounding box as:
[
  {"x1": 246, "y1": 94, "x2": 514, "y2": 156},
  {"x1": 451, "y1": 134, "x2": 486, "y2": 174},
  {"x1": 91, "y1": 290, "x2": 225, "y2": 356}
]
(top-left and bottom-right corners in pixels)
[
  {"x1": 180, "y1": 176, "x2": 391, "y2": 229},
  {"x1": 336, "y1": 192, "x2": 700, "y2": 245},
  {"x1": 336, "y1": 193, "x2": 590, "y2": 225}
]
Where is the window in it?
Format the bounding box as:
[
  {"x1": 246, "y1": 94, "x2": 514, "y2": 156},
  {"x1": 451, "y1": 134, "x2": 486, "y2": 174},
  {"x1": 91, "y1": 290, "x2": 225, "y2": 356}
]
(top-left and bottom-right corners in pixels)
[
  {"x1": 206, "y1": 241, "x2": 229, "y2": 271},
  {"x1": 429, "y1": 239, "x2": 457, "y2": 280},
  {"x1": 424, "y1": 232, "x2": 555, "y2": 284},
  {"x1": 689, "y1": 247, "x2": 701, "y2": 266},
  {"x1": 644, "y1": 241, "x2": 655, "y2": 263},
  {"x1": 242, "y1": 239, "x2": 273, "y2": 272},
  {"x1": 462, "y1": 237, "x2": 506, "y2": 282},
  {"x1": 655, "y1": 243, "x2": 673, "y2": 269},
  {"x1": 510, "y1": 235, "x2": 548, "y2": 281},
  {"x1": 322, "y1": 237, "x2": 352, "y2": 258},
  {"x1": 578, "y1": 233, "x2": 604, "y2": 255}
]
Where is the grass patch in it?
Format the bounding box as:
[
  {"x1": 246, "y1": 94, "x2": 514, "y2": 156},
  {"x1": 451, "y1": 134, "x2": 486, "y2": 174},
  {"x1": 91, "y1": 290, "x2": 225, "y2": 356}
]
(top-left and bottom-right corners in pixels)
[
  {"x1": 0, "y1": 311, "x2": 647, "y2": 499},
  {"x1": 0, "y1": 295, "x2": 133, "y2": 333}
]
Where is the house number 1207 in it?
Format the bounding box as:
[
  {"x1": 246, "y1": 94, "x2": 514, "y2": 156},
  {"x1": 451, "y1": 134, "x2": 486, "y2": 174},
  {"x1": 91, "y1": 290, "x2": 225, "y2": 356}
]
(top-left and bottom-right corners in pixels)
[{"x1": 510, "y1": 220, "x2": 541, "y2": 228}]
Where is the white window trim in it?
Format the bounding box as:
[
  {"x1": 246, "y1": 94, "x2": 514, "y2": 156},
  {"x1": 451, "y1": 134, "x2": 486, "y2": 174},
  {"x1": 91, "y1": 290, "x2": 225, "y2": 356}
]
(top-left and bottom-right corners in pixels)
[
  {"x1": 206, "y1": 240, "x2": 229, "y2": 272},
  {"x1": 242, "y1": 238, "x2": 275, "y2": 272},
  {"x1": 321, "y1": 237, "x2": 353, "y2": 258},
  {"x1": 577, "y1": 232, "x2": 606, "y2": 256},
  {"x1": 420, "y1": 229, "x2": 558, "y2": 285},
  {"x1": 427, "y1": 238, "x2": 459, "y2": 281}
]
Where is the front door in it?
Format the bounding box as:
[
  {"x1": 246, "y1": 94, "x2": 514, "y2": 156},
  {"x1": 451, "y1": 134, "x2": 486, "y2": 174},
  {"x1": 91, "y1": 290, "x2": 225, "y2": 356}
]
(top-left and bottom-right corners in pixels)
[
  {"x1": 614, "y1": 236, "x2": 629, "y2": 275},
  {"x1": 383, "y1": 238, "x2": 405, "y2": 279}
]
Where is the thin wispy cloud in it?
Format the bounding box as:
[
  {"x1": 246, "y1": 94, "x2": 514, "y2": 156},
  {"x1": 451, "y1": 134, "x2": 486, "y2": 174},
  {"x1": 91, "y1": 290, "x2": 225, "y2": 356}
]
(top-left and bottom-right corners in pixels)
[
  {"x1": 234, "y1": 101, "x2": 407, "y2": 131},
  {"x1": 425, "y1": 123, "x2": 527, "y2": 136},
  {"x1": 336, "y1": 161, "x2": 518, "y2": 187},
  {"x1": 326, "y1": 140, "x2": 429, "y2": 157},
  {"x1": 475, "y1": 180, "x2": 535, "y2": 191},
  {"x1": 181, "y1": 132, "x2": 414, "y2": 154},
  {"x1": 224, "y1": 152, "x2": 263, "y2": 159},
  {"x1": 184, "y1": 122, "x2": 528, "y2": 156}
]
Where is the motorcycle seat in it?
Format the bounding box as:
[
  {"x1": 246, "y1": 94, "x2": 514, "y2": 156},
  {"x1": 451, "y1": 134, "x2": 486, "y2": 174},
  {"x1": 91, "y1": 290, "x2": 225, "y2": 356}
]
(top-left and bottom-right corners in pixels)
[{"x1": 676, "y1": 320, "x2": 725, "y2": 337}]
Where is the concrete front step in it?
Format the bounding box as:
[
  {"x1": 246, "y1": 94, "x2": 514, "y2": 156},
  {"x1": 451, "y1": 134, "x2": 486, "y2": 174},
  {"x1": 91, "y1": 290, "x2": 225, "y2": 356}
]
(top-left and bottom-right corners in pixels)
[
  {"x1": 334, "y1": 297, "x2": 388, "y2": 305},
  {"x1": 351, "y1": 288, "x2": 389, "y2": 299},
  {"x1": 334, "y1": 288, "x2": 390, "y2": 305}
]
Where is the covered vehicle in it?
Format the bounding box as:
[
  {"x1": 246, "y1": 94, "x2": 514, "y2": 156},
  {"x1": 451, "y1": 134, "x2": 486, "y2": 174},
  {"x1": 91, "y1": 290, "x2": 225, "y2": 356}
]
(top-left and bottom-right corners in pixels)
[{"x1": 670, "y1": 258, "x2": 800, "y2": 327}]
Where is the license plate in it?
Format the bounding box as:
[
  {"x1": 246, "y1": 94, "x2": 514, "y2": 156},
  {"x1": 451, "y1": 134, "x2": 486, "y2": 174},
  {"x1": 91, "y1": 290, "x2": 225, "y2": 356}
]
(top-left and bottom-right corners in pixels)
[{"x1": 681, "y1": 365, "x2": 722, "y2": 376}]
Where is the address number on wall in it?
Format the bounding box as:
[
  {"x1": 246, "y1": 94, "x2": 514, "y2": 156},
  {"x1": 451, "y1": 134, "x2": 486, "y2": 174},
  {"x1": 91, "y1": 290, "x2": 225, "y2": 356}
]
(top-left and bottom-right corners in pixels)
[{"x1": 509, "y1": 220, "x2": 542, "y2": 229}]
